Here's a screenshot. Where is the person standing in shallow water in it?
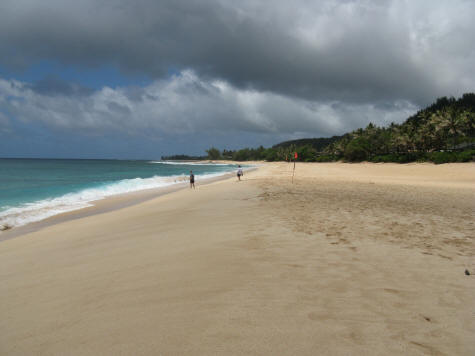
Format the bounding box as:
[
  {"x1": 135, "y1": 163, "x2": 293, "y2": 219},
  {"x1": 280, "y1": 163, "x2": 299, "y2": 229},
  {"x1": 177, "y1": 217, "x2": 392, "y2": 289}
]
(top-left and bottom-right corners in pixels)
[
  {"x1": 237, "y1": 165, "x2": 243, "y2": 181},
  {"x1": 190, "y1": 171, "x2": 195, "y2": 189}
]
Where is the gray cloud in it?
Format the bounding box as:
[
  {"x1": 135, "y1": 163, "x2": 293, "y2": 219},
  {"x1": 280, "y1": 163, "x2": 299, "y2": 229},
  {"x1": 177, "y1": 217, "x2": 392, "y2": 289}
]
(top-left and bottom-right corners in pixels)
[
  {"x1": 1, "y1": 0, "x2": 474, "y2": 107},
  {"x1": 0, "y1": 71, "x2": 418, "y2": 141},
  {"x1": 27, "y1": 76, "x2": 93, "y2": 96}
]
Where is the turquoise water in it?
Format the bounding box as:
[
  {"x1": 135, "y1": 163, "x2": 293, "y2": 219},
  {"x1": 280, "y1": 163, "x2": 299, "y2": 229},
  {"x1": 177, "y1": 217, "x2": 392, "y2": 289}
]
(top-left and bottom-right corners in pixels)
[{"x1": 0, "y1": 159, "x2": 238, "y2": 228}]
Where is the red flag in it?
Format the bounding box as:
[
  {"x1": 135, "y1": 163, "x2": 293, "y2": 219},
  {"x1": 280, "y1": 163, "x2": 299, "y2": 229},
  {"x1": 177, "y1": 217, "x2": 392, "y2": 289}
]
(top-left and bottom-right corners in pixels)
[{"x1": 294, "y1": 152, "x2": 298, "y2": 159}]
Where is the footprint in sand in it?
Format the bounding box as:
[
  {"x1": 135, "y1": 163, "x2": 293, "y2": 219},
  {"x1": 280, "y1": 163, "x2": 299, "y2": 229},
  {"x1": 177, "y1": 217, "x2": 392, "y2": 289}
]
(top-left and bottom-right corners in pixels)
[
  {"x1": 409, "y1": 341, "x2": 443, "y2": 356},
  {"x1": 421, "y1": 315, "x2": 433, "y2": 323}
]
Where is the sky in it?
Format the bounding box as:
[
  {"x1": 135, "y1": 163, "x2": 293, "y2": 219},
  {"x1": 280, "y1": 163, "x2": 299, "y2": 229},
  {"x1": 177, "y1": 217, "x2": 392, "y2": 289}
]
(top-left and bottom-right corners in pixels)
[{"x1": 0, "y1": 0, "x2": 474, "y2": 159}]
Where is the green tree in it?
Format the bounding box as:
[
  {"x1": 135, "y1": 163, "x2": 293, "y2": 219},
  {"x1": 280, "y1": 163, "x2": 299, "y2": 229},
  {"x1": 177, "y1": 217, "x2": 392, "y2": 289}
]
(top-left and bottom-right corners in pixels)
[
  {"x1": 264, "y1": 148, "x2": 278, "y2": 161},
  {"x1": 344, "y1": 137, "x2": 370, "y2": 161},
  {"x1": 296, "y1": 144, "x2": 317, "y2": 162},
  {"x1": 206, "y1": 147, "x2": 221, "y2": 160}
]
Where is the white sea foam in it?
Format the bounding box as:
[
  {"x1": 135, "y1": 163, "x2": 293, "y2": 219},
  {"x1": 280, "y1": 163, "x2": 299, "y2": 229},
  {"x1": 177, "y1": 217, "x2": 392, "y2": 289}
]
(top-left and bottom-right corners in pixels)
[{"x1": 0, "y1": 172, "x2": 228, "y2": 230}]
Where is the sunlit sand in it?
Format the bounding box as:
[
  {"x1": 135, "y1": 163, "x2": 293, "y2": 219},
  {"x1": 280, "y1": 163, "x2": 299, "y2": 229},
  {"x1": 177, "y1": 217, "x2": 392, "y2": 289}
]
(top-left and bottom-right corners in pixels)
[{"x1": 1, "y1": 162, "x2": 474, "y2": 355}]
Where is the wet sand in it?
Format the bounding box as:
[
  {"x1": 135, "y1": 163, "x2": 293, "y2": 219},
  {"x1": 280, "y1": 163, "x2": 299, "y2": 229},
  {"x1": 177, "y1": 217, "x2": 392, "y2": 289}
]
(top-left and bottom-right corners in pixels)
[{"x1": 1, "y1": 162, "x2": 474, "y2": 355}]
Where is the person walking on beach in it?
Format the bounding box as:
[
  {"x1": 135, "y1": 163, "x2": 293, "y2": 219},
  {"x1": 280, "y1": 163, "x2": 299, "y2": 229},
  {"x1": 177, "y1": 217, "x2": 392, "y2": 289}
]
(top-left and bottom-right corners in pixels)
[
  {"x1": 237, "y1": 165, "x2": 243, "y2": 181},
  {"x1": 190, "y1": 170, "x2": 195, "y2": 189}
]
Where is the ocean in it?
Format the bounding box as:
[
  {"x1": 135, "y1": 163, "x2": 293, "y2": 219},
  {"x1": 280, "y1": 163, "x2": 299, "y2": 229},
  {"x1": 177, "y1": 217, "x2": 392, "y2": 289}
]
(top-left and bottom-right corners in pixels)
[{"x1": 0, "y1": 159, "x2": 240, "y2": 230}]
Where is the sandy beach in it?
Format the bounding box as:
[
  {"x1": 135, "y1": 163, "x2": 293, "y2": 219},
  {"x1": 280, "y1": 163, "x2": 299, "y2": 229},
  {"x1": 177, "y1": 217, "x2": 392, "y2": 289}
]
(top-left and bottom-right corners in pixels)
[{"x1": 1, "y1": 162, "x2": 474, "y2": 355}]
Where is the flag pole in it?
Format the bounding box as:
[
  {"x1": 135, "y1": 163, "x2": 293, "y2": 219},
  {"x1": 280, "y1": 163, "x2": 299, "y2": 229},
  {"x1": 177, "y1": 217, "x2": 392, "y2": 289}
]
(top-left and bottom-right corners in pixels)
[{"x1": 292, "y1": 152, "x2": 297, "y2": 183}]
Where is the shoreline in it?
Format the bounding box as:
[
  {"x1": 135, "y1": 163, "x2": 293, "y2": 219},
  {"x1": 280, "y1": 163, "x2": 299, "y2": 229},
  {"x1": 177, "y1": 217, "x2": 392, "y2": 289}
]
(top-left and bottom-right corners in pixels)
[{"x1": 0, "y1": 166, "x2": 257, "y2": 241}]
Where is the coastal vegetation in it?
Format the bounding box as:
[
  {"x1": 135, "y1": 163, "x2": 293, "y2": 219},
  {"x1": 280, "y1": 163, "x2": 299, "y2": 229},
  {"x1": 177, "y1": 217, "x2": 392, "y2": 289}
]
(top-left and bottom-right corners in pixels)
[
  {"x1": 160, "y1": 154, "x2": 207, "y2": 161},
  {"x1": 163, "y1": 93, "x2": 475, "y2": 163}
]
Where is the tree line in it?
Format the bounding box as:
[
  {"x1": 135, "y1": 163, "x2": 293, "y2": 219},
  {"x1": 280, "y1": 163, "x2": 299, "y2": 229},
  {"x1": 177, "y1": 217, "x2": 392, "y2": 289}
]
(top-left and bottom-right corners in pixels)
[{"x1": 164, "y1": 93, "x2": 475, "y2": 164}]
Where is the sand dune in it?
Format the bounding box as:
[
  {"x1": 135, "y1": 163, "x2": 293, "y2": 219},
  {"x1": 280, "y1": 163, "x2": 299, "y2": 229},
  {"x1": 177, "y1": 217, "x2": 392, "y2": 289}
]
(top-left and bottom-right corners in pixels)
[{"x1": 1, "y1": 162, "x2": 474, "y2": 355}]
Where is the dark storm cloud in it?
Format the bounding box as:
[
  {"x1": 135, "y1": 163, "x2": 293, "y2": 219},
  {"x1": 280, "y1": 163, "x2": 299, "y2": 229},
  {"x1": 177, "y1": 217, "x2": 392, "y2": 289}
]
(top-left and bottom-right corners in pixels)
[
  {"x1": 27, "y1": 76, "x2": 93, "y2": 97},
  {"x1": 1, "y1": 0, "x2": 474, "y2": 106}
]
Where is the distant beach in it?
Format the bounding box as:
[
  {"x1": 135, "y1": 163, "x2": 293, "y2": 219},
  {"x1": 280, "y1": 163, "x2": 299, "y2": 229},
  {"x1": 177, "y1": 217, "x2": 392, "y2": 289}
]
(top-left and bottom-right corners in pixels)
[{"x1": 1, "y1": 162, "x2": 474, "y2": 355}]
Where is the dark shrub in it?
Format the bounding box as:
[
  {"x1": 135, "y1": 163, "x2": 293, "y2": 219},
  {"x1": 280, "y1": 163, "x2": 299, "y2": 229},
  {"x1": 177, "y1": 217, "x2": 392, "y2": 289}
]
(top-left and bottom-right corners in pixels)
[
  {"x1": 396, "y1": 153, "x2": 420, "y2": 163},
  {"x1": 429, "y1": 151, "x2": 456, "y2": 164},
  {"x1": 370, "y1": 152, "x2": 424, "y2": 163},
  {"x1": 371, "y1": 154, "x2": 397, "y2": 163},
  {"x1": 456, "y1": 149, "x2": 475, "y2": 162},
  {"x1": 315, "y1": 155, "x2": 337, "y2": 162}
]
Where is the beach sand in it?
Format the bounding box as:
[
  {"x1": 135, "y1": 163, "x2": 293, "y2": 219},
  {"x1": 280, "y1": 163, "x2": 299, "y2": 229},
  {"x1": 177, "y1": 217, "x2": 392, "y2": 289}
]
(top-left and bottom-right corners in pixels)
[{"x1": 1, "y1": 162, "x2": 474, "y2": 355}]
